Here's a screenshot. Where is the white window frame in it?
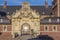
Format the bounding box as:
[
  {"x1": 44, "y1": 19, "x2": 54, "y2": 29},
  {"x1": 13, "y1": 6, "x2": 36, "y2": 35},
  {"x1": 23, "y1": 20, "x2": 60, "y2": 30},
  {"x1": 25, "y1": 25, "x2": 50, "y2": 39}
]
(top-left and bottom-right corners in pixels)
[
  {"x1": 57, "y1": 19, "x2": 59, "y2": 22},
  {"x1": 7, "y1": 12, "x2": 9, "y2": 14},
  {"x1": 43, "y1": 12, "x2": 45, "y2": 14},
  {"x1": 52, "y1": 25, "x2": 57, "y2": 32},
  {"x1": 1, "y1": 19, "x2": 3, "y2": 23},
  {"x1": 49, "y1": 19, "x2": 51, "y2": 22},
  {"x1": 3, "y1": 25, "x2": 7, "y2": 32},
  {"x1": 44, "y1": 25, "x2": 49, "y2": 32}
]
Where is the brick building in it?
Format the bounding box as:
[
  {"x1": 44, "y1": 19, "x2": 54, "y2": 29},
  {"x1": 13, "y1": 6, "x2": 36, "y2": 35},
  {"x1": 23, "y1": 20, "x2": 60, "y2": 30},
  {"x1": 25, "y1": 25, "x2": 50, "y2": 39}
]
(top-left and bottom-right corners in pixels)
[
  {"x1": 40, "y1": 17, "x2": 60, "y2": 40},
  {"x1": 0, "y1": 11, "x2": 12, "y2": 40},
  {"x1": 52, "y1": 0, "x2": 60, "y2": 17},
  {"x1": 0, "y1": 0, "x2": 60, "y2": 40}
]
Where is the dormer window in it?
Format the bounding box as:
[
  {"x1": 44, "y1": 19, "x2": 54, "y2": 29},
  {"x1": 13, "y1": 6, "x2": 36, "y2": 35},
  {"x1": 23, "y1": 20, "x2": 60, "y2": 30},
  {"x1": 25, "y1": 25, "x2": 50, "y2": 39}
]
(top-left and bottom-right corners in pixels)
[
  {"x1": 1, "y1": 19, "x2": 3, "y2": 23},
  {"x1": 57, "y1": 19, "x2": 59, "y2": 22},
  {"x1": 43, "y1": 12, "x2": 45, "y2": 14},
  {"x1": 49, "y1": 18, "x2": 51, "y2": 22},
  {"x1": 7, "y1": 12, "x2": 9, "y2": 15}
]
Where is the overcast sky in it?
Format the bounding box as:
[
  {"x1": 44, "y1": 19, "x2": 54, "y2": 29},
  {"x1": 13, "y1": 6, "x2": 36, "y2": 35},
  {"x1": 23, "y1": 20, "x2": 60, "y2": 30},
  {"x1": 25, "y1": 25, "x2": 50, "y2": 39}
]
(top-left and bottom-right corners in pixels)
[{"x1": 0, "y1": 0, "x2": 52, "y2": 6}]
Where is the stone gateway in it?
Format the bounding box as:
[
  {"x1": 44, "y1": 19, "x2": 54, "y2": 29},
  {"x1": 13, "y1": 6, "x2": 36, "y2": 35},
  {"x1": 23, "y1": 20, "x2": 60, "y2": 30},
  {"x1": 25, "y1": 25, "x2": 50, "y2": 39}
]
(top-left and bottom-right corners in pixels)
[{"x1": 12, "y1": 2, "x2": 40, "y2": 38}]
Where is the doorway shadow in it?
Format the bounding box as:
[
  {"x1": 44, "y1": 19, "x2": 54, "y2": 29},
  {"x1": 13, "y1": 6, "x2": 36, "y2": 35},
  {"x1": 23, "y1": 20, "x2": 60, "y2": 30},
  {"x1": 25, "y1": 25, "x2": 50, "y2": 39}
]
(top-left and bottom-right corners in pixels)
[{"x1": 28, "y1": 35, "x2": 54, "y2": 40}]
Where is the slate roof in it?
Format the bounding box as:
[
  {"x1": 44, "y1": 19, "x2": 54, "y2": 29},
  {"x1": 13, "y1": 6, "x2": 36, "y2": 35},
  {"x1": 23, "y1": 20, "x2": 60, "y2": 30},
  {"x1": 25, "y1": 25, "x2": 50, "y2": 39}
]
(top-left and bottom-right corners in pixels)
[
  {"x1": 0, "y1": 11, "x2": 6, "y2": 16},
  {"x1": 0, "y1": 17, "x2": 11, "y2": 25},
  {"x1": 0, "y1": 11, "x2": 11, "y2": 25},
  {"x1": 0, "y1": 6, "x2": 52, "y2": 15},
  {"x1": 0, "y1": 6, "x2": 52, "y2": 25},
  {"x1": 41, "y1": 17, "x2": 60, "y2": 24}
]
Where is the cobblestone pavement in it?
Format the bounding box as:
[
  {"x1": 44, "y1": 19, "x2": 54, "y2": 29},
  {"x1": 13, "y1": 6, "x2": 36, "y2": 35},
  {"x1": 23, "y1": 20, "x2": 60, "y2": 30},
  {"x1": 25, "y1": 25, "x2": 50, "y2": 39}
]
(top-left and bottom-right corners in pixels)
[
  {"x1": 0, "y1": 34, "x2": 34, "y2": 40},
  {"x1": 11, "y1": 35, "x2": 32, "y2": 40}
]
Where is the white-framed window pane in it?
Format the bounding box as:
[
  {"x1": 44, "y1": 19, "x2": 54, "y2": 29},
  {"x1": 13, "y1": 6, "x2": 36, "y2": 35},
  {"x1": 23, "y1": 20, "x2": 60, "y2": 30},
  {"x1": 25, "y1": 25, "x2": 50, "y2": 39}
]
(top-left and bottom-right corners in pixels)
[
  {"x1": 44, "y1": 26, "x2": 49, "y2": 31},
  {"x1": 0, "y1": 19, "x2": 3, "y2": 23},
  {"x1": 3, "y1": 25, "x2": 7, "y2": 32},
  {"x1": 49, "y1": 19, "x2": 51, "y2": 22},
  {"x1": 53, "y1": 26, "x2": 57, "y2": 31},
  {"x1": 57, "y1": 19, "x2": 59, "y2": 22}
]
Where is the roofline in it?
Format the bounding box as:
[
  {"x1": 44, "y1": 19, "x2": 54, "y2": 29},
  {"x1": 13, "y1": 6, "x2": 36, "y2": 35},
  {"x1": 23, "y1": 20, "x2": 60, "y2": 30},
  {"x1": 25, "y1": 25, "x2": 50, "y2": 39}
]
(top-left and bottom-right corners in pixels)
[
  {"x1": 0, "y1": 5, "x2": 52, "y2": 7},
  {"x1": 40, "y1": 23, "x2": 60, "y2": 25}
]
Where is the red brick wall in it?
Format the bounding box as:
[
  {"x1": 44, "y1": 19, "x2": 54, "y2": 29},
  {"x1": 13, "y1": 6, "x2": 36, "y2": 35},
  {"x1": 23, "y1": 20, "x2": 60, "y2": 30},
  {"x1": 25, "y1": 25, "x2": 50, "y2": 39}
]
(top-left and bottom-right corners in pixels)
[
  {"x1": 0, "y1": 25, "x2": 3, "y2": 32},
  {"x1": 7, "y1": 25, "x2": 12, "y2": 31},
  {"x1": 0, "y1": 32, "x2": 12, "y2": 40},
  {"x1": 40, "y1": 24, "x2": 60, "y2": 31},
  {"x1": 0, "y1": 25, "x2": 12, "y2": 37},
  {"x1": 0, "y1": 25, "x2": 12, "y2": 40},
  {"x1": 2, "y1": 32, "x2": 12, "y2": 36},
  {"x1": 40, "y1": 24, "x2": 60, "y2": 40},
  {"x1": 49, "y1": 25, "x2": 52, "y2": 31},
  {"x1": 0, "y1": 25, "x2": 12, "y2": 32},
  {"x1": 40, "y1": 25, "x2": 44, "y2": 31},
  {"x1": 40, "y1": 25, "x2": 53, "y2": 31},
  {"x1": 57, "y1": 25, "x2": 60, "y2": 31},
  {"x1": 59, "y1": 0, "x2": 60, "y2": 16}
]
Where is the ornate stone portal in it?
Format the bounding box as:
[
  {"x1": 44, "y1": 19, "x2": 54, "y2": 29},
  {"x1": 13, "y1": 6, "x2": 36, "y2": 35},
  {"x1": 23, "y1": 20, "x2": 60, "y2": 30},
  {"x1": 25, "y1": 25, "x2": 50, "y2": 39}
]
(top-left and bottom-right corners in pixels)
[
  {"x1": 21, "y1": 23, "x2": 30, "y2": 35},
  {"x1": 12, "y1": 2, "x2": 40, "y2": 38}
]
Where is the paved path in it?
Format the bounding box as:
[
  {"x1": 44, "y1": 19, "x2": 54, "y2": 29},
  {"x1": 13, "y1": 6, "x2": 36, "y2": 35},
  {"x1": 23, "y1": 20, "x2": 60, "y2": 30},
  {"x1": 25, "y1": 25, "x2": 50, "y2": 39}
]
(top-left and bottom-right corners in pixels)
[{"x1": 11, "y1": 35, "x2": 32, "y2": 40}]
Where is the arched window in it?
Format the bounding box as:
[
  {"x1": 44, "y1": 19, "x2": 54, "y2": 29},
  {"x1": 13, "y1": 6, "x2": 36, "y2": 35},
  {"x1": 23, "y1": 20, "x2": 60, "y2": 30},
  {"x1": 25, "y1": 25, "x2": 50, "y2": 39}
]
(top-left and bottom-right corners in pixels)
[
  {"x1": 21, "y1": 23, "x2": 30, "y2": 33},
  {"x1": 44, "y1": 26, "x2": 49, "y2": 31},
  {"x1": 53, "y1": 26, "x2": 57, "y2": 31},
  {"x1": 3, "y1": 25, "x2": 7, "y2": 32}
]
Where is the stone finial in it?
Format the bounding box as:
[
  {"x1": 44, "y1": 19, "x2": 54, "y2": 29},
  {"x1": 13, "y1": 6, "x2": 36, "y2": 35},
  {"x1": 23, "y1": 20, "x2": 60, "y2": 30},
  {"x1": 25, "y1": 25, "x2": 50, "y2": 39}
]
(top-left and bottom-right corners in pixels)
[
  {"x1": 22, "y1": 2, "x2": 30, "y2": 10},
  {"x1": 3, "y1": 0, "x2": 7, "y2": 9},
  {"x1": 45, "y1": 0, "x2": 48, "y2": 8}
]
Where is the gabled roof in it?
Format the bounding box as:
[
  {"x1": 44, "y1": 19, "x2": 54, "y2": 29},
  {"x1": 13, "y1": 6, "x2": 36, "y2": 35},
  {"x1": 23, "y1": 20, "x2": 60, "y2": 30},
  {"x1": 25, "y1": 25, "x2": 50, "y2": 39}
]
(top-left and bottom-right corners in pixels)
[
  {"x1": 41, "y1": 17, "x2": 60, "y2": 24},
  {"x1": 0, "y1": 6, "x2": 52, "y2": 15},
  {"x1": 0, "y1": 11, "x2": 11, "y2": 25},
  {"x1": 0, "y1": 17, "x2": 11, "y2": 25}
]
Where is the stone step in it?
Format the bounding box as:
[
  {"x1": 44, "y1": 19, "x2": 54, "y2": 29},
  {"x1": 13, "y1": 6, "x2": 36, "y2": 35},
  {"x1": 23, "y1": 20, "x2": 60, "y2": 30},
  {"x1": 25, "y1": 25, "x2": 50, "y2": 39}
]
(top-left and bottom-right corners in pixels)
[{"x1": 11, "y1": 35, "x2": 33, "y2": 40}]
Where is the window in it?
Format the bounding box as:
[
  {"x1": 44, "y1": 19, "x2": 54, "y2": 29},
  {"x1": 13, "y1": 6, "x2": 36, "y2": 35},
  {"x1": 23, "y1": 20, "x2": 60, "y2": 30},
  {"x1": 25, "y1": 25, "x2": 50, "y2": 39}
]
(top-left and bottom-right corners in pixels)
[
  {"x1": 57, "y1": 19, "x2": 59, "y2": 22},
  {"x1": 44, "y1": 26, "x2": 49, "y2": 31},
  {"x1": 1, "y1": 19, "x2": 3, "y2": 23},
  {"x1": 7, "y1": 12, "x2": 9, "y2": 14},
  {"x1": 53, "y1": 26, "x2": 57, "y2": 31},
  {"x1": 42, "y1": 12, "x2": 45, "y2": 14},
  {"x1": 3, "y1": 25, "x2": 7, "y2": 32},
  {"x1": 49, "y1": 19, "x2": 51, "y2": 22}
]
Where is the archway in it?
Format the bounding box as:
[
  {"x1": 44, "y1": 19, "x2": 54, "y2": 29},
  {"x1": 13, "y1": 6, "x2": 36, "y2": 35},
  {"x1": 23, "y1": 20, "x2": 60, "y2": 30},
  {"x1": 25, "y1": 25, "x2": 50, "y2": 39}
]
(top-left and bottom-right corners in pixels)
[{"x1": 21, "y1": 23, "x2": 31, "y2": 35}]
